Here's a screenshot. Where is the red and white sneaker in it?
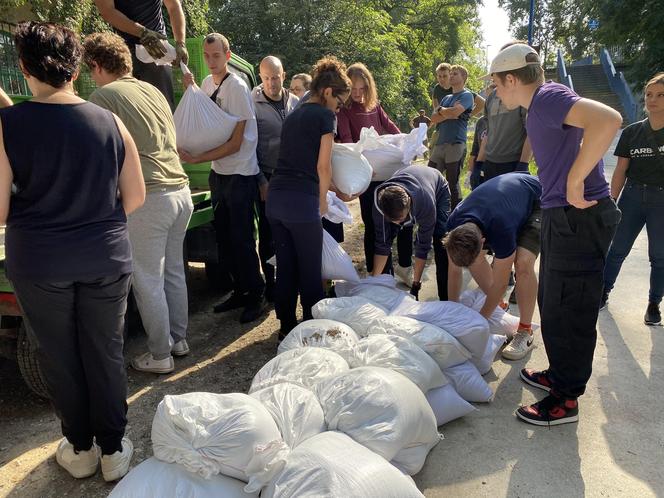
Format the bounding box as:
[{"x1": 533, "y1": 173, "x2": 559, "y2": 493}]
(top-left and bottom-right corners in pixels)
[
  {"x1": 519, "y1": 368, "x2": 552, "y2": 392},
  {"x1": 516, "y1": 393, "x2": 579, "y2": 426}
]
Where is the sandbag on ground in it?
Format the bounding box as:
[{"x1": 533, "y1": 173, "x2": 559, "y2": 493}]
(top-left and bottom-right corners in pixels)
[
  {"x1": 108, "y1": 457, "x2": 258, "y2": 498},
  {"x1": 314, "y1": 366, "x2": 439, "y2": 475},
  {"x1": 312, "y1": 296, "x2": 387, "y2": 337},
  {"x1": 334, "y1": 275, "x2": 414, "y2": 312},
  {"x1": 349, "y1": 334, "x2": 447, "y2": 393},
  {"x1": 277, "y1": 319, "x2": 359, "y2": 362},
  {"x1": 460, "y1": 288, "x2": 522, "y2": 339},
  {"x1": 443, "y1": 361, "x2": 494, "y2": 403},
  {"x1": 250, "y1": 383, "x2": 326, "y2": 449},
  {"x1": 249, "y1": 347, "x2": 349, "y2": 394},
  {"x1": 471, "y1": 333, "x2": 507, "y2": 375},
  {"x1": 262, "y1": 432, "x2": 424, "y2": 498},
  {"x1": 366, "y1": 315, "x2": 472, "y2": 369},
  {"x1": 425, "y1": 384, "x2": 477, "y2": 426},
  {"x1": 151, "y1": 392, "x2": 287, "y2": 492}
]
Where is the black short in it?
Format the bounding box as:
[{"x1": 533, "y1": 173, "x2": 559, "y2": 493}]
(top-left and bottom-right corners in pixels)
[{"x1": 517, "y1": 202, "x2": 542, "y2": 257}]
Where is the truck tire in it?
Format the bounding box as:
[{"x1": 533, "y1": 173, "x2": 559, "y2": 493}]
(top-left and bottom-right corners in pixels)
[{"x1": 16, "y1": 321, "x2": 50, "y2": 399}]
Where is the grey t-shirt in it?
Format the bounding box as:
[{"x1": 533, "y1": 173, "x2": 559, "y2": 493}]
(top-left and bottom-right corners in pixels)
[{"x1": 485, "y1": 90, "x2": 528, "y2": 163}]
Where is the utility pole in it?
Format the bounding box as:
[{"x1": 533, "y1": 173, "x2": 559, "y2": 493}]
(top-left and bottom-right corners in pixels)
[{"x1": 528, "y1": 0, "x2": 535, "y2": 45}]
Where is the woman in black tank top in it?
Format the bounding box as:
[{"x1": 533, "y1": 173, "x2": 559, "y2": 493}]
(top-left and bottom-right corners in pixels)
[{"x1": 0, "y1": 22, "x2": 144, "y2": 482}]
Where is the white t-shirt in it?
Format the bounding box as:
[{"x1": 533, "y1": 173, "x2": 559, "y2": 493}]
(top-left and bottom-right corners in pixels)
[{"x1": 200, "y1": 72, "x2": 259, "y2": 176}]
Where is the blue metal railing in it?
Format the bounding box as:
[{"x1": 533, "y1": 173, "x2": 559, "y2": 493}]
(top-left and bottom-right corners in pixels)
[
  {"x1": 600, "y1": 48, "x2": 638, "y2": 124},
  {"x1": 557, "y1": 49, "x2": 574, "y2": 91}
]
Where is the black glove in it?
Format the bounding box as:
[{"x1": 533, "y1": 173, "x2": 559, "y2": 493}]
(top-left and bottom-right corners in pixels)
[
  {"x1": 139, "y1": 27, "x2": 167, "y2": 59},
  {"x1": 410, "y1": 281, "x2": 422, "y2": 301}
]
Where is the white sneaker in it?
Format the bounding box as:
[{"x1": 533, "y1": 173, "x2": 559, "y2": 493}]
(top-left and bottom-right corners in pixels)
[
  {"x1": 131, "y1": 352, "x2": 174, "y2": 374},
  {"x1": 501, "y1": 329, "x2": 534, "y2": 360},
  {"x1": 101, "y1": 437, "x2": 133, "y2": 482},
  {"x1": 394, "y1": 264, "x2": 414, "y2": 288},
  {"x1": 171, "y1": 339, "x2": 190, "y2": 357},
  {"x1": 55, "y1": 438, "x2": 99, "y2": 478}
]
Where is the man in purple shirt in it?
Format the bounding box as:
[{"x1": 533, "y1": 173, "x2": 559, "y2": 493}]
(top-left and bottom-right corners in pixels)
[{"x1": 489, "y1": 44, "x2": 622, "y2": 426}]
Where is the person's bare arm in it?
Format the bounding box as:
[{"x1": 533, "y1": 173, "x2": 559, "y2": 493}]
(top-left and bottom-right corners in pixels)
[
  {"x1": 0, "y1": 119, "x2": 13, "y2": 223},
  {"x1": 470, "y1": 93, "x2": 485, "y2": 118},
  {"x1": 95, "y1": 0, "x2": 144, "y2": 37},
  {"x1": 372, "y1": 254, "x2": 390, "y2": 276},
  {"x1": 610, "y1": 156, "x2": 630, "y2": 200},
  {"x1": 0, "y1": 87, "x2": 12, "y2": 109},
  {"x1": 519, "y1": 137, "x2": 533, "y2": 163},
  {"x1": 479, "y1": 254, "x2": 515, "y2": 318},
  {"x1": 179, "y1": 120, "x2": 246, "y2": 163},
  {"x1": 163, "y1": 0, "x2": 186, "y2": 43},
  {"x1": 114, "y1": 116, "x2": 145, "y2": 215},
  {"x1": 447, "y1": 256, "x2": 464, "y2": 302},
  {"x1": 564, "y1": 99, "x2": 622, "y2": 208},
  {"x1": 317, "y1": 133, "x2": 334, "y2": 215},
  {"x1": 477, "y1": 134, "x2": 487, "y2": 162}
]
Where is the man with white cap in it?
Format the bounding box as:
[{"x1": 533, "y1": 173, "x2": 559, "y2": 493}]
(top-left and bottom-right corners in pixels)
[{"x1": 489, "y1": 43, "x2": 622, "y2": 426}]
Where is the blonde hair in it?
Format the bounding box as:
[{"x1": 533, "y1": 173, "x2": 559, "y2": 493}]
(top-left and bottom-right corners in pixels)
[
  {"x1": 436, "y1": 62, "x2": 451, "y2": 73},
  {"x1": 450, "y1": 64, "x2": 468, "y2": 83},
  {"x1": 347, "y1": 62, "x2": 378, "y2": 111},
  {"x1": 645, "y1": 72, "x2": 664, "y2": 92},
  {"x1": 205, "y1": 32, "x2": 229, "y2": 52}
]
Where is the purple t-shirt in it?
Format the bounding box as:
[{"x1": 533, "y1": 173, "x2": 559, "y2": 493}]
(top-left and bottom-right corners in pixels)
[{"x1": 526, "y1": 82, "x2": 610, "y2": 208}]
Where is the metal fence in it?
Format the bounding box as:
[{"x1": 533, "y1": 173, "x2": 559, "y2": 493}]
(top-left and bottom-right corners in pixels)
[{"x1": 0, "y1": 21, "x2": 30, "y2": 96}]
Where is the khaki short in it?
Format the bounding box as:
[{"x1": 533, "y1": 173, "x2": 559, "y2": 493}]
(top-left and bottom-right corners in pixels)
[{"x1": 430, "y1": 142, "x2": 466, "y2": 166}]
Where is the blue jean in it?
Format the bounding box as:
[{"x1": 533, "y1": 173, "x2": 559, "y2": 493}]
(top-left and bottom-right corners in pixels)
[{"x1": 603, "y1": 179, "x2": 664, "y2": 304}]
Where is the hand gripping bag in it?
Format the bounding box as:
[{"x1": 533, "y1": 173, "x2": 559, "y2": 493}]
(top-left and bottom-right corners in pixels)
[
  {"x1": 250, "y1": 383, "x2": 326, "y2": 449},
  {"x1": 311, "y1": 296, "x2": 387, "y2": 337},
  {"x1": 323, "y1": 191, "x2": 353, "y2": 225},
  {"x1": 321, "y1": 230, "x2": 359, "y2": 282},
  {"x1": 173, "y1": 66, "x2": 239, "y2": 156},
  {"x1": 366, "y1": 315, "x2": 472, "y2": 369},
  {"x1": 443, "y1": 361, "x2": 494, "y2": 402},
  {"x1": 151, "y1": 392, "x2": 288, "y2": 493},
  {"x1": 262, "y1": 432, "x2": 424, "y2": 498},
  {"x1": 135, "y1": 41, "x2": 176, "y2": 65},
  {"x1": 348, "y1": 334, "x2": 447, "y2": 393},
  {"x1": 425, "y1": 384, "x2": 477, "y2": 426},
  {"x1": 459, "y1": 288, "x2": 523, "y2": 339},
  {"x1": 249, "y1": 347, "x2": 349, "y2": 394},
  {"x1": 314, "y1": 367, "x2": 440, "y2": 475},
  {"x1": 334, "y1": 274, "x2": 414, "y2": 312},
  {"x1": 277, "y1": 319, "x2": 359, "y2": 362},
  {"x1": 331, "y1": 143, "x2": 373, "y2": 196},
  {"x1": 108, "y1": 457, "x2": 258, "y2": 498}
]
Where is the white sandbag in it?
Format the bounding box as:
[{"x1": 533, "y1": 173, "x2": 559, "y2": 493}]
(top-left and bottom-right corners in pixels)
[
  {"x1": 262, "y1": 432, "x2": 424, "y2": 498},
  {"x1": 471, "y1": 333, "x2": 506, "y2": 375},
  {"x1": 314, "y1": 367, "x2": 439, "y2": 475},
  {"x1": 392, "y1": 298, "x2": 490, "y2": 360},
  {"x1": 356, "y1": 125, "x2": 428, "y2": 181},
  {"x1": 249, "y1": 347, "x2": 349, "y2": 394},
  {"x1": 443, "y1": 361, "x2": 494, "y2": 402},
  {"x1": 460, "y1": 288, "x2": 522, "y2": 339},
  {"x1": 250, "y1": 383, "x2": 326, "y2": 449},
  {"x1": 151, "y1": 392, "x2": 287, "y2": 492},
  {"x1": 277, "y1": 319, "x2": 359, "y2": 363},
  {"x1": 349, "y1": 334, "x2": 447, "y2": 393},
  {"x1": 425, "y1": 384, "x2": 477, "y2": 426},
  {"x1": 173, "y1": 72, "x2": 239, "y2": 156},
  {"x1": 312, "y1": 296, "x2": 387, "y2": 337},
  {"x1": 321, "y1": 230, "x2": 359, "y2": 282},
  {"x1": 323, "y1": 191, "x2": 353, "y2": 225},
  {"x1": 367, "y1": 316, "x2": 472, "y2": 369},
  {"x1": 108, "y1": 457, "x2": 257, "y2": 498},
  {"x1": 334, "y1": 274, "x2": 414, "y2": 312},
  {"x1": 331, "y1": 143, "x2": 373, "y2": 196},
  {"x1": 135, "y1": 41, "x2": 176, "y2": 65}
]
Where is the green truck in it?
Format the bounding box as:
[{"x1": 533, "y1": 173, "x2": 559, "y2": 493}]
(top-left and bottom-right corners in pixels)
[{"x1": 0, "y1": 37, "x2": 257, "y2": 397}]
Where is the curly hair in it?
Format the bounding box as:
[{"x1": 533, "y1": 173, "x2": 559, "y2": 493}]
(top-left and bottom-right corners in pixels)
[
  {"x1": 15, "y1": 21, "x2": 82, "y2": 88},
  {"x1": 347, "y1": 62, "x2": 378, "y2": 111},
  {"x1": 309, "y1": 55, "x2": 351, "y2": 99},
  {"x1": 83, "y1": 32, "x2": 132, "y2": 76}
]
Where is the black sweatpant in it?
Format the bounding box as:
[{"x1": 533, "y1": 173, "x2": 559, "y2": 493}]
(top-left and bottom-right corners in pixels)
[
  {"x1": 131, "y1": 53, "x2": 175, "y2": 111},
  {"x1": 209, "y1": 171, "x2": 265, "y2": 297},
  {"x1": 11, "y1": 273, "x2": 131, "y2": 455},
  {"x1": 539, "y1": 198, "x2": 620, "y2": 398},
  {"x1": 257, "y1": 173, "x2": 275, "y2": 294},
  {"x1": 360, "y1": 181, "x2": 413, "y2": 273}
]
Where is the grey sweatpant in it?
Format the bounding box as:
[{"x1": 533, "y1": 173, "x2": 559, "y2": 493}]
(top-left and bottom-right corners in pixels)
[{"x1": 127, "y1": 185, "x2": 193, "y2": 360}]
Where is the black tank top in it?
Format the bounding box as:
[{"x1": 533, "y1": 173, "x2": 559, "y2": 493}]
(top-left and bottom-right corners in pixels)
[
  {"x1": 115, "y1": 0, "x2": 166, "y2": 48},
  {"x1": 0, "y1": 101, "x2": 132, "y2": 281}
]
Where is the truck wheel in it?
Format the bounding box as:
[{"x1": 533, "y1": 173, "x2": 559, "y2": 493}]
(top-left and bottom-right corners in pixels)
[{"x1": 16, "y1": 322, "x2": 50, "y2": 399}]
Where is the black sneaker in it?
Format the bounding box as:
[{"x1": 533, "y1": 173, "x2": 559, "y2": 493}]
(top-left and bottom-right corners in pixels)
[
  {"x1": 599, "y1": 292, "x2": 609, "y2": 310},
  {"x1": 239, "y1": 297, "x2": 266, "y2": 323},
  {"x1": 213, "y1": 292, "x2": 248, "y2": 313},
  {"x1": 644, "y1": 302, "x2": 662, "y2": 325},
  {"x1": 519, "y1": 368, "x2": 552, "y2": 392},
  {"x1": 516, "y1": 393, "x2": 579, "y2": 426}
]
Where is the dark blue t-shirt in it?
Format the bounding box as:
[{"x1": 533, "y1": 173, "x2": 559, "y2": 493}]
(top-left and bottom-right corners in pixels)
[
  {"x1": 269, "y1": 102, "x2": 335, "y2": 196},
  {"x1": 447, "y1": 173, "x2": 542, "y2": 259}
]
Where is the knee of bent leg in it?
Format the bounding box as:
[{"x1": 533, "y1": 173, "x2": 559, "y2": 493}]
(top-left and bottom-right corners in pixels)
[{"x1": 514, "y1": 255, "x2": 536, "y2": 279}]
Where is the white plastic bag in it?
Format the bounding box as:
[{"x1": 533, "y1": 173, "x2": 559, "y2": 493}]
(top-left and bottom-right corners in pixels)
[
  {"x1": 425, "y1": 384, "x2": 477, "y2": 426},
  {"x1": 331, "y1": 143, "x2": 373, "y2": 196},
  {"x1": 321, "y1": 230, "x2": 359, "y2": 282},
  {"x1": 151, "y1": 392, "x2": 287, "y2": 492},
  {"x1": 443, "y1": 361, "x2": 494, "y2": 403},
  {"x1": 366, "y1": 316, "x2": 472, "y2": 369},
  {"x1": 108, "y1": 457, "x2": 258, "y2": 498},
  {"x1": 249, "y1": 347, "x2": 349, "y2": 394},
  {"x1": 312, "y1": 296, "x2": 387, "y2": 337},
  {"x1": 314, "y1": 367, "x2": 440, "y2": 475},
  {"x1": 459, "y1": 289, "x2": 524, "y2": 339},
  {"x1": 250, "y1": 383, "x2": 326, "y2": 449},
  {"x1": 262, "y1": 432, "x2": 424, "y2": 498},
  {"x1": 334, "y1": 275, "x2": 414, "y2": 312},
  {"x1": 173, "y1": 69, "x2": 239, "y2": 156},
  {"x1": 323, "y1": 191, "x2": 353, "y2": 225},
  {"x1": 277, "y1": 319, "x2": 359, "y2": 362},
  {"x1": 470, "y1": 333, "x2": 506, "y2": 375},
  {"x1": 135, "y1": 41, "x2": 176, "y2": 65},
  {"x1": 349, "y1": 335, "x2": 447, "y2": 393}
]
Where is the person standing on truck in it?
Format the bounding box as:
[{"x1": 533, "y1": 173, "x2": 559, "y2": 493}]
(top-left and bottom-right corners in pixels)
[
  {"x1": 0, "y1": 22, "x2": 145, "y2": 481},
  {"x1": 179, "y1": 33, "x2": 266, "y2": 324},
  {"x1": 94, "y1": 0, "x2": 188, "y2": 110},
  {"x1": 84, "y1": 32, "x2": 193, "y2": 375}
]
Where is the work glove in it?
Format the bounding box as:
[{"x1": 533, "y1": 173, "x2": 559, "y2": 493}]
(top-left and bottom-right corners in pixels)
[
  {"x1": 410, "y1": 281, "x2": 422, "y2": 301},
  {"x1": 139, "y1": 27, "x2": 167, "y2": 59},
  {"x1": 174, "y1": 40, "x2": 189, "y2": 66}
]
